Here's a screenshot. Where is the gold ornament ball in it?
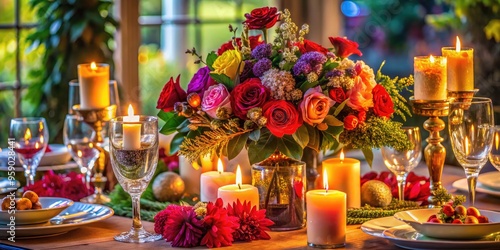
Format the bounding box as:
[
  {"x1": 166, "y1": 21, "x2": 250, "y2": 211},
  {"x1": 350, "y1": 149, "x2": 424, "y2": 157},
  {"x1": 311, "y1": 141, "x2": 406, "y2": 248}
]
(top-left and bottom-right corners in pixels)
[
  {"x1": 361, "y1": 180, "x2": 393, "y2": 207},
  {"x1": 153, "y1": 172, "x2": 185, "y2": 202}
]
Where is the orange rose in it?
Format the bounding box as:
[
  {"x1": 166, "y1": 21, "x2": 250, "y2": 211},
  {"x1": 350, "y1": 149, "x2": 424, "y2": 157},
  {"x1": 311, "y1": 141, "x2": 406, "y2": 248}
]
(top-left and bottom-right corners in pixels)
[{"x1": 299, "y1": 86, "x2": 334, "y2": 125}]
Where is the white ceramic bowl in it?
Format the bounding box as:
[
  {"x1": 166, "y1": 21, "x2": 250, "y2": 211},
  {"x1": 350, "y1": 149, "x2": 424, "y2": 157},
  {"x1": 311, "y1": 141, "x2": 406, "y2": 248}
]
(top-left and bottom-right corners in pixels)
[
  {"x1": 0, "y1": 197, "x2": 74, "y2": 225},
  {"x1": 394, "y1": 208, "x2": 500, "y2": 239}
]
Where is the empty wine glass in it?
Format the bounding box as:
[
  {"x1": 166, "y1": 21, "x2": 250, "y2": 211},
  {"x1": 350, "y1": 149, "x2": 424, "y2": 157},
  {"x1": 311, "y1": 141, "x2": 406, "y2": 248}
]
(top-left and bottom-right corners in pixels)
[
  {"x1": 10, "y1": 117, "x2": 49, "y2": 186},
  {"x1": 381, "y1": 126, "x2": 422, "y2": 201},
  {"x1": 109, "y1": 115, "x2": 161, "y2": 243},
  {"x1": 449, "y1": 97, "x2": 494, "y2": 206},
  {"x1": 63, "y1": 115, "x2": 99, "y2": 193},
  {"x1": 488, "y1": 125, "x2": 500, "y2": 170}
]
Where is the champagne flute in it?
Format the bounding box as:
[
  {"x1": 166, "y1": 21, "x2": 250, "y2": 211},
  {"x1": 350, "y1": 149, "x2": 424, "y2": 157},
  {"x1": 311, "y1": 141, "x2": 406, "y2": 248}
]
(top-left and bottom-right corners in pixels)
[
  {"x1": 10, "y1": 117, "x2": 49, "y2": 186},
  {"x1": 449, "y1": 97, "x2": 494, "y2": 206},
  {"x1": 109, "y1": 115, "x2": 161, "y2": 243},
  {"x1": 381, "y1": 126, "x2": 422, "y2": 201},
  {"x1": 488, "y1": 125, "x2": 500, "y2": 170},
  {"x1": 63, "y1": 115, "x2": 100, "y2": 193}
]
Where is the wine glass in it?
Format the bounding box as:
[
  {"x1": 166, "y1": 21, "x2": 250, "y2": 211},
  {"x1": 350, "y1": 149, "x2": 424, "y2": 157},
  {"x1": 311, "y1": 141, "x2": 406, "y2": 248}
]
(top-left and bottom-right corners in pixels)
[
  {"x1": 449, "y1": 97, "x2": 495, "y2": 206},
  {"x1": 488, "y1": 125, "x2": 500, "y2": 170},
  {"x1": 381, "y1": 126, "x2": 422, "y2": 201},
  {"x1": 63, "y1": 115, "x2": 99, "y2": 193},
  {"x1": 109, "y1": 115, "x2": 161, "y2": 243},
  {"x1": 10, "y1": 117, "x2": 49, "y2": 186}
]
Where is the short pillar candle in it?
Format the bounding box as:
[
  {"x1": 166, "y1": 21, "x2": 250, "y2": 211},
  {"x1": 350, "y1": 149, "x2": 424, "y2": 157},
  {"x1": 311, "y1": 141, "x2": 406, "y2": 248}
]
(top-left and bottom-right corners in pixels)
[
  {"x1": 442, "y1": 37, "x2": 474, "y2": 92},
  {"x1": 200, "y1": 158, "x2": 236, "y2": 202},
  {"x1": 322, "y1": 151, "x2": 360, "y2": 208},
  {"x1": 414, "y1": 55, "x2": 447, "y2": 100},
  {"x1": 77, "y1": 62, "x2": 110, "y2": 109},
  {"x1": 217, "y1": 165, "x2": 259, "y2": 208}
]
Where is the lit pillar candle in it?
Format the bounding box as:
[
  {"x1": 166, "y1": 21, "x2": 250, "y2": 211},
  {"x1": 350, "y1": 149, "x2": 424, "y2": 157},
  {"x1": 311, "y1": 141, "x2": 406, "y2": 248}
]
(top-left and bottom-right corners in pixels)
[
  {"x1": 218, "y1": 165, "x2": 259, "y2": 208},
  {"x1": 179, "y1": 153, "x2": 216, "y2": 194},
  {"x1": 77, "y1": 62, "x2": 110, "y2": 109},
  {"x1": 122, "y1": 104, "x2": 141, "y2": 150},
  {"x1": 322, "y1": 151, "x2": 360, "y2": 208},
  {"x1": 200, "y1": 158, "x2": 236, "y2": 202},
  {"x1": 442, "y1": 37, "x2": 474, "y2": 92},
  {"x1": 414, "y1": 55, "x2": 447, "y2": 100},
  {"x1": 307, "y1": 169, "x2": 346, "y2": 248}
]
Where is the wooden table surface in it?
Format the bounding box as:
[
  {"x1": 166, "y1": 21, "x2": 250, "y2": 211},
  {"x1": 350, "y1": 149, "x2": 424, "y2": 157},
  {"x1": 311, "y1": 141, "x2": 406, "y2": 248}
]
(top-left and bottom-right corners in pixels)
[{"x1": 2, "y1": 160, "x2": 500, "y2": 249}]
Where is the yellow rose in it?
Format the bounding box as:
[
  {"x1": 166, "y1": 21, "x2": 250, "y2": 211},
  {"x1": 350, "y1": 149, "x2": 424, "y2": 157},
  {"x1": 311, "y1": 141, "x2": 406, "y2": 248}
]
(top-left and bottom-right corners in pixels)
[{"x1": 212, "y1": 50, "x2": 244, "y2": 80}]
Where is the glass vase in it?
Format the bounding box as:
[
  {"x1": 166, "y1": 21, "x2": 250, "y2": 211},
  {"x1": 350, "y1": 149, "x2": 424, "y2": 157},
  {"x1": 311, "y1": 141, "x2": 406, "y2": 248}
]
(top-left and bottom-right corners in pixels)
[{"x1": 251, "y1": 153, "x2": 306, "y2": 231}]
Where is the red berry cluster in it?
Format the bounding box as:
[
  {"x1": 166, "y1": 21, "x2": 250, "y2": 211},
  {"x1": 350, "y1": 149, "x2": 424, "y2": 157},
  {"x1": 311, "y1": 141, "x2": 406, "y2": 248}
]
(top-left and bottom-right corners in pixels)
[{"x1": 427, "y1": 204, "x2": 489, "y2": 224}]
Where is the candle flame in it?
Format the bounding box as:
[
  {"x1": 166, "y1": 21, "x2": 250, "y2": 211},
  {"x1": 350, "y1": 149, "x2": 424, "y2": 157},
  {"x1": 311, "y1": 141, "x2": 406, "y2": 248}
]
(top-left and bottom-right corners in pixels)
[
  {"x1": 323, "y1": 168, "x2": 328, "y2": 192},
  {"x1": 456, "y1": 36, "x2": 461, "y2": 52},
  {"x1": 90, "y1": 62, "x2": 97, "y2": 70},
  {"x1": 236, "y1": 165, "x2": 242, "y2": 188},
  {"x1": 127, "y1": 104, "x2": 135, "y2": 117},
  {"x1": 429, "y1": 55, "x2": 435, "y2": 63},
  {"x1": 465, "y1": 137, "x2": 470, "y2": 155},
  {"x1": 77, "y1": 150, "x2": 82, "y2": 158},
  {"x1": 340, "y1": 150, "x2": 344, "y2": 163},
  {"x1": 217, "y1": 158, "x2": 223, "y2": 174},
  {"x1": 24, "y1": 128, "x2": 31, "y2": 141}
]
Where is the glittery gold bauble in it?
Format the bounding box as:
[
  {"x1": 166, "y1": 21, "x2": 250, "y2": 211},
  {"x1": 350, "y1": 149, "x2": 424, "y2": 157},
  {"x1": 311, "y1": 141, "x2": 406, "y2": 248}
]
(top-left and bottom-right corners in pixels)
[
  {"x1": 361, "y1": 180, "x2": 392, "y2": 207},
  {"x1": 153, "y1": 172, "x2": 185, "y2": 202}
]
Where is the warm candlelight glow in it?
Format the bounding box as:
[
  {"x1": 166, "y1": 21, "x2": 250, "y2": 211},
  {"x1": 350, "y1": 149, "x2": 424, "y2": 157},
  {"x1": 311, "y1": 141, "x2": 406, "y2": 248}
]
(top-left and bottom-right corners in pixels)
[
  {"x1": 430, "y1": 55, "x2": 435, "y2": 63},
  {"x1": 496, "y1": 133, "x2": 499, "y2": 150},
  {"x1": 90, "y1": 62, "x2": 97, "y2": 70},
  {"x1": 77, "y1": 150, "x2": 82, "y2": 158},
  {"x1": 128, "y1": 104, "x2": 134, "y2": 116},
  {"x1": 24, "y1": 128, "x2": 31, "y2": 141},
  {"x1": 323, "y1": 168, "x2": 328, "y2": 191},
  {"x1": 456, "y1": 36, "x2": 461, "y2": 52},
  {"x1": 340, "y1": 150, "x2": 344, "y2": 163},
  {"x1": 236, "y1": 165, "x2": 242, "y2": 187},
  {"x1": 465, "y1": 137, "x2": 470, "y2": 155},
  {"x1": 217, "y1": 158, "x2": 224, "y2": 174}
]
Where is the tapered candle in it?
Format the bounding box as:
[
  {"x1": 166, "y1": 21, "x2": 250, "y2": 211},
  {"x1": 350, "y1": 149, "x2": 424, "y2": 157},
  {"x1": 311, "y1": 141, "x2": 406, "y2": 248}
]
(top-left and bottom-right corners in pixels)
[
  {"x1": 442, "y1": 37, "x2": 474, "y2": 92},
  {"x1": 414, "y1": 55, "x2": 447, "y2": 100},
  {"x1": 200, "y1": 158, "x2": 236, "y2": 202},
  {"x1": 123, "y1": 104, "x2": 141, "y2": 150},
  {"x1": 77, "y1": 62, "x2": 110, "y2": 109},
  {"x1": 307, "y1": 169, "x2": 346, "y2": 248},
  {"x1": 218, "y1": 165, "x2": 259, "y2": 208},
  {"x1": 322, "y1": 151, "x2": 360, "y2": 208}
]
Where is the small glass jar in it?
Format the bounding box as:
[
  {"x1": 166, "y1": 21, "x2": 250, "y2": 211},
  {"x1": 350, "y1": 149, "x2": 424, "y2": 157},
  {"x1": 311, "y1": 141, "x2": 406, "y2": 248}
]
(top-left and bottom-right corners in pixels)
[{"x1": 251, "y1": 153, "x2": 306, "y2": 231}]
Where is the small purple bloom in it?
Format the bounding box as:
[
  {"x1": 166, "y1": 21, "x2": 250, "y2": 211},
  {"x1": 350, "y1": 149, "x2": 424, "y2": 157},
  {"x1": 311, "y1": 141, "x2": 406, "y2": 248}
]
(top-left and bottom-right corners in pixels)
[
  {"x1": 253, "y1": 58, "x2": 272, "y2": 77},
  {"x1": 251, "y1": 43, "x2": 272, "y2": 60},
  {"x1": 187, "y1": 66, "x2": 214, "y2": 95},
  {"x1": 293, "y1": 51, "x2": 327, "y2": 76},
  {"x1": 345, "y1": 68, "x2": 356, "y2": 77},
  {"x1": 240, "y1": 60, "x2": 255, "y2": 83},
  {"x1": 325, "y1": 69, "x2": 343, "y2": 78}
]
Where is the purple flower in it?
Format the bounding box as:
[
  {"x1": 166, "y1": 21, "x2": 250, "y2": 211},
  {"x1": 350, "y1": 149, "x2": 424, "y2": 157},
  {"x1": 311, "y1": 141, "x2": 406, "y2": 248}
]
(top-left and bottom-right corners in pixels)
[
  {"x1": 251, "y1": 43, "x2": 272, "y2": 60},
  {"x1": 325, "y1": 69, "x2": 343, "y2": 78},
  {"x1": 187, "y1": 66, "x2": 214, "y2": 95},
  {"x1": 202, "y1": 84, "x2": 232, "y2": 119},
  {"x1": 293, "y1": 51, "x2": 327, "y2": 76},
  {"x1": 345, "y1": 68, "x2": 356, "y2": 77},
  {"x1": 253, "y1": 58, "x2": 272, "y2": 77},
  {"x1": 240, "y1": 60, "x2": 255, "y2": 83}
]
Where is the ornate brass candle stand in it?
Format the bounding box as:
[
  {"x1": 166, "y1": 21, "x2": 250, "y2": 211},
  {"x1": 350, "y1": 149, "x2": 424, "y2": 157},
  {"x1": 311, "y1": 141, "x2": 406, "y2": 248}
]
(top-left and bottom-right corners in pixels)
[
  {"x1": 448, "y1": 89, "x2": 478, "y2": 102},
  {"x1": 410, "y1": 97, "x2": 449, "y2": 207},
  {"x1": 72, "y1": 104, "x2": 117, "y2": 204}
]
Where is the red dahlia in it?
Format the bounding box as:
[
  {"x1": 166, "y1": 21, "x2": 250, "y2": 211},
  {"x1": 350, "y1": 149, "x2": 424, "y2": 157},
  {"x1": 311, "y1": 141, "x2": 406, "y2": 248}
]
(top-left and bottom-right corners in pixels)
[
  {"x1": 201, "y1": 198, "x2": 240, "y2": 248},
  {"x1": 227, "y1": 200, "x2": 274, "y2": 241},
  {"x1": 162, "y1": 205, "x2": 204, "y2": 248}
]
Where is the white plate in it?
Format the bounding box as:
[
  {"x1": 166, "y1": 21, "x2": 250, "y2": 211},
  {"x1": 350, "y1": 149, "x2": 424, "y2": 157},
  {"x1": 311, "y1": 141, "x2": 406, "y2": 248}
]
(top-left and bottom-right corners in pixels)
[
  {"x1": 0, "y1": 202, "x2": 113, "y2": 238},
  {"x1": 0, "y1": 197, "x2": 74, "y2": 225},
  {"x1": 478, "y1": 172, "x2": 500, "y2": 190},
  {"x1": 394, "y1": 208, "x2": 500, "y2": 239},
  {"x1": 452, "y1": 177, "x2": 500, "y2": 197},
  {"x1": 0, "y1": 144, "x2": 72, "y2": 166},
  {"x1": 360, "y1": 216, "x2": 406, "y2": 237},
  {"x1": 383, "y1": 225, "x2": 500, "y2": 249}
]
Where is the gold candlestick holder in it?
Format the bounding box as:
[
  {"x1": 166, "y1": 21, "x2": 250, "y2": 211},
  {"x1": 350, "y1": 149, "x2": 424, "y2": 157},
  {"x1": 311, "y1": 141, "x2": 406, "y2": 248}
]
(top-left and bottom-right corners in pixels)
[
  {"x1": 448, "y1": 89, "x2": 478, "y2": 103},
  {"x1": 72, "y1": 104, "x2": 117, "y2": 204},
  {"x1": 410, "y1": 97, "x2": 449, "y2": 207}
]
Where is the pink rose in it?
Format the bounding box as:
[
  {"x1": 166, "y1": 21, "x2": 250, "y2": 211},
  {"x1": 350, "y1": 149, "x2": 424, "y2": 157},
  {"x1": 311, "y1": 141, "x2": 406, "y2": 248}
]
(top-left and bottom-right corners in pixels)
[
  {"x1": 299, "y1": 86, "x2": 334, "y2": 125},
  {"x1": 201, "y1": 84, "x2": 232, "y2": 119}
]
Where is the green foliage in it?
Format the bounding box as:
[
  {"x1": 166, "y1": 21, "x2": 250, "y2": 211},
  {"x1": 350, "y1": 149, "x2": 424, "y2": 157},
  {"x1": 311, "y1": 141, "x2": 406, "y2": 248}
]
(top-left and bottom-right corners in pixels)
[
  {"x1": 376, "y1": 62, "x2": 414, "y2": 122},
  {"x1": 25, "y1": 0, "x2": 118, "y2": 143},
  {"x1": 347, "y1": 198, "x2": 422, "y2": 225}
]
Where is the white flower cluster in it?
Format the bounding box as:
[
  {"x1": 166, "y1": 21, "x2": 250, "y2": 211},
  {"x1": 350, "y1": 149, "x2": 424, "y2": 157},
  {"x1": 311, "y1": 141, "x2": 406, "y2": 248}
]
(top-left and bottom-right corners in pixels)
[{"x1": 260, "y1": 68, "x2": 302, "y2": 101}]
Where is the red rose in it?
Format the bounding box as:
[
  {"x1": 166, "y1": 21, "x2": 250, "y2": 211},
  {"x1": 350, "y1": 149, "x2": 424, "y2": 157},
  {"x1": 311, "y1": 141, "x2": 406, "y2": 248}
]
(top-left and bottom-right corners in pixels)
[
  {"x1": 372, "y1": 84, "x2": 394, "y2": 118},
  {"x1": 231, "y1": 78, "x2": 269, "y2": 119},
  {"x1": 357, "y1": 110, "x2": 367, "y2": 123},
  {"x1": 328, "y1": 87, "x2": 346, "y2": 103},
  {"x1": 263, "y1": 100, "x2": 302, "y2": 137},
  {"x1": 328, "y1": 37, "x2": 362, "y2": 58},
  {"x1": 295, "y1": 39, "x2": 329, "y2": 55},
  {"x1": 156, "y1": 75, "x2": 187, "y2": 112},
  {"x1": 217, "y1": 35, "x2": 264, "y2": 55},
  {"x1": 243, "y1": 7, "x2": 280, "y2": 30},
  {"x1": 344, "y1": 114, "x2": 359, "y2": 131}
]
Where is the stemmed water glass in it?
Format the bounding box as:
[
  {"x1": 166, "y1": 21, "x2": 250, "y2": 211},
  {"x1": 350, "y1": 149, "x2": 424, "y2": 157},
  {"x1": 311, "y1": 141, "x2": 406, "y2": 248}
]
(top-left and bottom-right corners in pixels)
[
  {"x1": 488, "y1": 126, "x2": 500, "y2": 170},
  {"x1": 10, "y1": 117, "x2": 49, "y2": 186},
  {"x1": 109, "y1": 115, "x2": 161, "y2": 243},
  {"x1": 381, "y1": 126, "x2": 422, "y2": 201},
  {"x1": 449, "y1": 97, "x2": 494, "y2": 206},
  {"x1": 63, "y1": 115, "x2": 100, "y2": 193}
]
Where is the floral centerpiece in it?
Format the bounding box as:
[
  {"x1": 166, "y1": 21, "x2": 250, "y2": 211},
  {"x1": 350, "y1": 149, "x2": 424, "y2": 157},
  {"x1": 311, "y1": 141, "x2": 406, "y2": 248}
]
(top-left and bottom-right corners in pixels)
[{"x1": 156, "y1": 6, "x2": 413, "y2": 166}]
